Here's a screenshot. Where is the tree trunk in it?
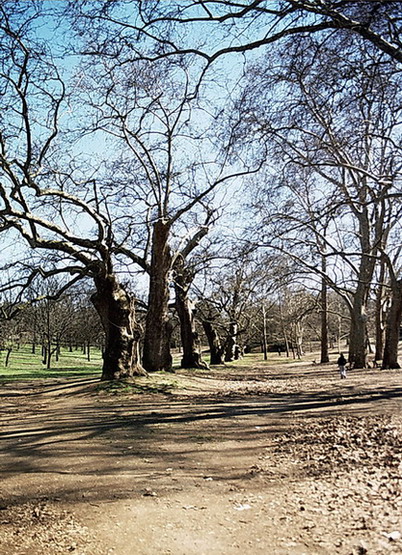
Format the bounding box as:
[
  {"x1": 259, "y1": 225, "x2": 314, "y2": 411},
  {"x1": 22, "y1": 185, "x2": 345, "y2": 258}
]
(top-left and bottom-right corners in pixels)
[
  {"x1": 234, "y1": 345, "x2": 243, "y2": 359},
  {"x1": 348, "y1": 308, "x2": 368, "y2": 369},
  {"x1": 375, "y1": 260, "x2": 387, "y2": 362},
  {"x1": 5, "y1": 348, "x2": 12, "y2": 367},
  {"x1": 202, "y1": 320, "x2": 224, "y2": 365},
  {"x1": 142, "y1": 220, "x2": 173, "y2": 372},
  {"x1": 174, "y1": 273, "x2": 208, "y2": 370},
  {"x1": 382, "y1": 278, "x2": 402, "y2": 369},
  {"x1": 262, "y1": 305, "x2": 268, "y2": 361},
  {"x1": 279, "y1": 304, "x2": 290, "y2": 357},
  {"x1": 46, "y1": 340, "x2": 52, "y2": 369},
  {"x1": 225, "y1": 321, "x2": 238, "y2": 362},
  {"x1": 320, "y1": 273, "x2": 329, "y2": 364},
  {"x1": 290, "y1": 338, "x2": 296, "y2": 359},
  {"x1": 295, "y1": 322, "x2": 304, "y2": 359},
  {"x1": 91, "y1": 272, "x2": 145, "y2": 380},
  {"x1": 32, "y1": 314, "x2": 37, "y2": 354},
  {"x1": 55, "y1": 338, "x2": 60, "y2": 362},
  {"x1": 348, "y1": 255, "x2": 375, "y2": 368}
]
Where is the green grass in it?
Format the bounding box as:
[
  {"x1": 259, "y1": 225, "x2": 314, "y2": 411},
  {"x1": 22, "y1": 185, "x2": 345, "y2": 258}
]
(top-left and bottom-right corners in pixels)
[
  {"x1": 0, "y1": 345, "x2": 324, "y2": 383},
  {"x1": 96, "y1": 379, "x2": 178, "y2": 395},
  {"x1": 0, "y1": 344, "x2": 102, "y2": 380}
]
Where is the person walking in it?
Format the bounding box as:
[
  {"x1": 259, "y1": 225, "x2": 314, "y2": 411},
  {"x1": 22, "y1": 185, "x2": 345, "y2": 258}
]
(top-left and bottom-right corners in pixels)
[{"x1": 337, "y1": 353, "x2": 347, "y2": 379}]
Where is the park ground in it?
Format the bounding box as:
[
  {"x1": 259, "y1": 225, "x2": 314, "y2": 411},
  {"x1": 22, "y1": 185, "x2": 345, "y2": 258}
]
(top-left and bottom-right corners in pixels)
[{"x1": 0, "y1": 352, "x2": 402, "y2": 555}]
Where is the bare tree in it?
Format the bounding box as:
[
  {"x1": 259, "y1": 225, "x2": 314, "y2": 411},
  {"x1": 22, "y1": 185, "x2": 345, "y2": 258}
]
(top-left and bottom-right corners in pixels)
[
  {"x1": 197, "y1": 256, "x2": 275, "y2": 363},
  {"x1": 32, "y1": 285, "x2": 75, "y2": 369},
  {"x1": 172, "y1": 215, "x2": 217, "y2": 369},
  {"x1": 227, "y1": 35, "x2": 402, "y2": 368},
  {"x1": 0, "y1": 4, "x2": 147, "y2": 380},
  {"x1": 64, "y1": 17, "x2": 261, "y2": 372},
  {"x1": 77, "y1": 2, "x2": 402, "y2": 72}
]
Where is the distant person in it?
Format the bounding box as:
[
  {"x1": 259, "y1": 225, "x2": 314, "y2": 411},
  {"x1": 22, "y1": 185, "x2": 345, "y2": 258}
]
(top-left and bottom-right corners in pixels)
[{"x1": 337, "y1": 353, "x2": 347, "y2": 379}]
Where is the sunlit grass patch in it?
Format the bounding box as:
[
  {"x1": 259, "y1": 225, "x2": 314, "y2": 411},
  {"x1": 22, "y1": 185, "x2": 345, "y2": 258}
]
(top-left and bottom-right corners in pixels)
[
  {"x1": 0, "y1": 344, "x2": 102, "y2": 380},
  {"x1": 96, "y1": 377, "x2": 179, "y2": 396}
]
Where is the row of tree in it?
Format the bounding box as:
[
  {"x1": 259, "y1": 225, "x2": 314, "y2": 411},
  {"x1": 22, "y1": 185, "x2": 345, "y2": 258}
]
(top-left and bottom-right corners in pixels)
[
  {"x1": 0, "y1": 283, "x2": 103, "y2": 368},
  {"x1": 1, "y1": 270, "x2": 354, "y2": 370},
  {"x1": 0, "y1": 1, "x2": 401, "y2": 379}
]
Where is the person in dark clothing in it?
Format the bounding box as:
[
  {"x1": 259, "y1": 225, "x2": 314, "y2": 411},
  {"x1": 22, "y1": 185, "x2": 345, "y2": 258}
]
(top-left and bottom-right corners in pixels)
[{"x1": 337, "y1": 353, "x2": 347, "y2": 379}]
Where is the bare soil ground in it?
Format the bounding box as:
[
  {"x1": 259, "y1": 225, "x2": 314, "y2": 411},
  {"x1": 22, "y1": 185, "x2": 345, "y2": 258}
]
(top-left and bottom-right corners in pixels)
[{"x1": 1, "y1": 354, "x2": 402, "y2": 555}]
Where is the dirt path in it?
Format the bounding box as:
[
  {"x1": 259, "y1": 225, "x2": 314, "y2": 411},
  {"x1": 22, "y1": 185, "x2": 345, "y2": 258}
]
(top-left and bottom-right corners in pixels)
[{"x1": 1, "y1": 357, "x2": 402, "y2": 554}]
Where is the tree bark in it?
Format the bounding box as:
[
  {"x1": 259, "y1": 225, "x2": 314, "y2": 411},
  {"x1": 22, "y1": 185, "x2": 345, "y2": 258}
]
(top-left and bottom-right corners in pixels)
[
  {"x1": 32, "y1": 318, "x2": 37, "y2": 354},
  {"x1": 5, "y1": 348, "x2": 12, "y2": 367},
  {"x1": 224, "y1": 321, "x2": 238, "y2": 362},
  {"x1": 91, "y1": 272, "x2": 145, "y2": 380},
  {"x1": 44, "y1": 340, "x2": 52, "y2": 369},
  {"x1": 55, "y1": 338, "x2": 60, "y2": 362},
  {"x1": 348, "y1": 251, "x2": 375, "y2": 368},
  {"x1": 142, "y1": 220, "x2": 173, "y2": 372},
  {"x1": 262, "y1": 305, "x2": 268, "y2": 361},
  {"x1": 348, "y1": 307, "x2": 368, "y2": 369},
  {"x1": 293, "y1": 321, "x2": 304, "y2": 359},
  {"x1": 279, "y1": 303, "x2": 290, "y2": 357},
  {"x1": 174, "y1": 268, "x2": 208, "y2": 370},
  {"x1": 320, "y1": 270, "x2": 329, "y2": 364},
  {"x1": 375, "y1": 259, "x2": 387, "y2": 362},
  {"x1": 382, "y1": 278, "x2": 402, "y2": 369},
  {"x1": 202, "y1": 320, "x2": 224, "y2": 365}
]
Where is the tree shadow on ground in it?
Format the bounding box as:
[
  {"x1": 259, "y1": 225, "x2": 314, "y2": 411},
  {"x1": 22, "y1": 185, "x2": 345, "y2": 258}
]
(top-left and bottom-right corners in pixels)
[{"x1": 1, "y1": 366, "x2": 402, "y2": 509}]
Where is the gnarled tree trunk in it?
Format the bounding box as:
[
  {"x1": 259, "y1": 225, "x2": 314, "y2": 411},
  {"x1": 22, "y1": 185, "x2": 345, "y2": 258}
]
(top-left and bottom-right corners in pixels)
[
  {"x1": 348, "y1": 251, "x2": 376, "y2": 368},
  {"x1": 348, "y1": 308, "x2": 368, "y2": 369},
  {"x1": 382, "y1": 278, "x2": 402, "y2": 369},
  {"x1": 225, "y1": 321, "x2": 238, "y2": 362},
  {"x1": 142, "y1": 220, "x2": 173, "y2": 372},
  {"x1": 202, "y1": 320, "x2": 224, "y2": 365},
  {"x1": 174, "y1": 265, "x2": 208, "y2": 370},
  {"x1": 91, "y1": 272, "x2": 145, "y2": 380}
]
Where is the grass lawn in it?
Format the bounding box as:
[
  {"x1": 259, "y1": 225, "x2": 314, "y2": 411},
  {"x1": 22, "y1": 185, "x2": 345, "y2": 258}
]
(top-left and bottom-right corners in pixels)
[
  {"x1": 0, "y1": 345, "x2": 102, "y2": 380},
  {"x1": 0, "y1": 344, "x2": 330, "y2": 382}
]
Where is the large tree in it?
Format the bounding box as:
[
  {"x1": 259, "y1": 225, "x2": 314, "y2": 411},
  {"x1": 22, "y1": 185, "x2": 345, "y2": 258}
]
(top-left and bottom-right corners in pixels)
[
  {"x1": 64, "y1": 12, "x2": 260, "y2": 373},
  {"x1": 0, "y1": 2, "x2": 148, "y2": 380}
]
